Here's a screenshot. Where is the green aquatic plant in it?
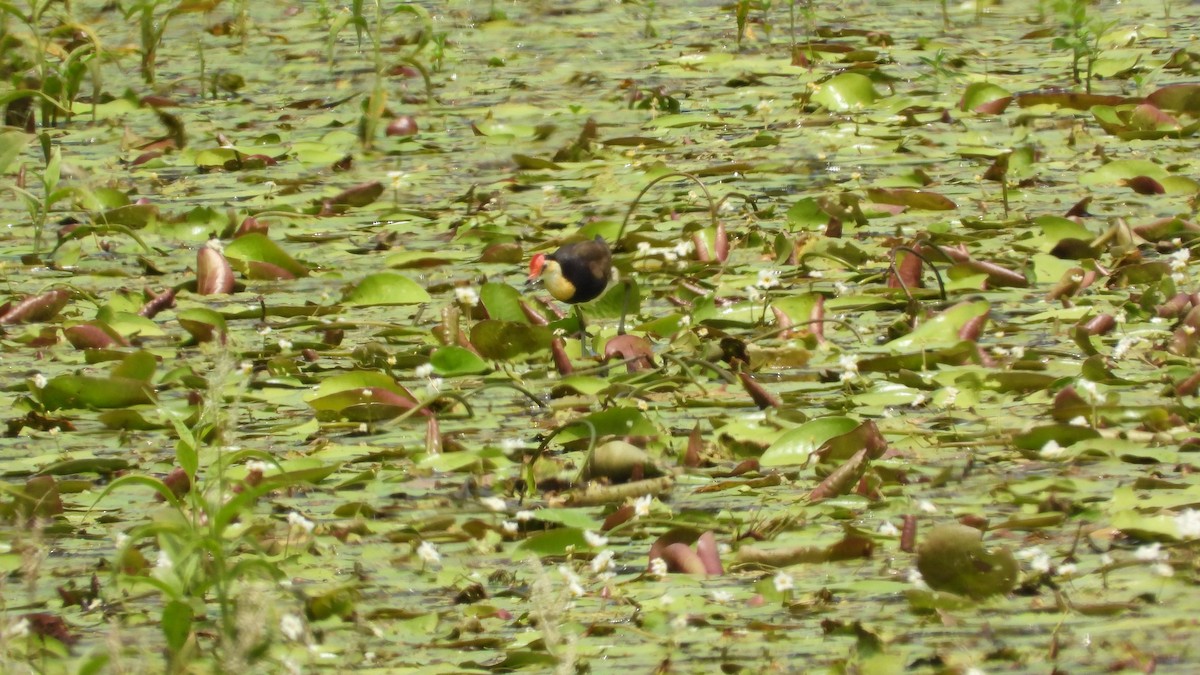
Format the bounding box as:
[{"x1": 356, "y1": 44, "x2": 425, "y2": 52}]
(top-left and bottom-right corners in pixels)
[
  {"x1": 92, "y1": 352, "x2": 313, "y2": 669},
  {"x1": 7, "y1": 143, "x2": 69, "y2": 255},
  {"x1": 1051, "y1": 0, "x2": 1115, "y2": 92}
]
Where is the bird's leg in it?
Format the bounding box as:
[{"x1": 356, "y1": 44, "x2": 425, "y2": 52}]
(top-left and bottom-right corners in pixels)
[
  {"x1": 617, "y1": 279, "x2": 632, "y2": 336},
  {"x1": 574, "y1": 305, "x2": 593, "y2": 357}
]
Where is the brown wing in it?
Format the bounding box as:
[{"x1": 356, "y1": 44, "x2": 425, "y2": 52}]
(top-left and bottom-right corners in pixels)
[{"x1": 585, "y1": 236, "x2": 613, "y2": 285}]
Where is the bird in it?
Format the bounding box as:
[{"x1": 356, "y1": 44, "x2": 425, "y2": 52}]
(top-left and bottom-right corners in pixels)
[
  {"x1": 528, "y1": 236, "x2": 624, "y2": 349},
  {"x1": 528, "y1": 236, "x2": 613, "y2": 305}
]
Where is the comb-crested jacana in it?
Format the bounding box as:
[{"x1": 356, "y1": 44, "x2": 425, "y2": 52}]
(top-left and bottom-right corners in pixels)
[
  {"x1": 527, "y1": 235, "x2": 613, "y2": 304},
  {"x1": 528, "y1": 236, "x2": 625, "y2": 347}
]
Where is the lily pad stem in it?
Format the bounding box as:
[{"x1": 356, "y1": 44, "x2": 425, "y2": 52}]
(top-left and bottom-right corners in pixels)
[
  {"x1": 615, "y1": 171, "x2": 717, "y2": 249},
  {"x1": 888, "y1": 245, "x2": 947, "y2": 302}
]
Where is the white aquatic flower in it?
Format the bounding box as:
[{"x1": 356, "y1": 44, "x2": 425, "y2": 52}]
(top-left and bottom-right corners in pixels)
[
  {"x1": 756, "y1": 269, "x2": 780, "y2": 289},
  {"x1": 1153, "y1": 562, "x2": 1175, "y2": 578},
  {"x1": 907, "y1": 568, "x2": 930, "y2": 590},
  {"x1": 649, "y1": 557, "x2": 668, "y2": 579},
  {"x1": 877, "y1": 521, "x2": 900, "y2": 537},
  {"x1": 415, "y1": 363, "x2": 434, "y2": 379},
  {"x1": 559, "y1": 565, "x2": 585, "y2": 597},
  {"x1": 501, "y1": 521, "x2": 518, "y2": 535},
  {"x1": 455, "y1": 286, "x2": 479, "y2": 307},
  {"x1": 416, "y1": 541, "x2": 440, "y2": 565},
  {"x1": 280, "y1": 614, "x2": 305, "y2": 642},
  {"x1": 591, "y1": 549, "x2": 615, "y2": 575},
  {"x1": 634, "y1": 494, "x2": 653, "y2": 518},
  {"x1": 1168, "y1": 248, "x2": 1189, "y2": 276},
  {"x1": 1057, "y1": 563, "x2": 1077, "y2": 577},
  {"x1": 917, "y1": 499, "x2": 937, "y2": 514},
  {"x1": 673, "y1": 240, "x2": 694, "y2": 258},
  {"x1": 515, "y1": 510, "x2": 536, "y2": 522},
  {"x1": 278, "y1": 338, "x2": 293, "y2": 351},
  {"x1": 2, "y1": 617, "x2": 30, "y2": 639},
  {"x1": 584, "y1": 530, "x2": 608, "y2": 548},
  {"x1": 1017, "y1": 547, "x2": 1052, "y2": 574},
  {"x1": 838, "y1": 355, "x2": 858, "y2": 382},
  {"x1": 773, "y1": 571, "x2": 794, "y2": 593},
  {"x1": 1076, "y1": 379, "x2": 1100, "y2": 401},
  {"x1": 479, "y1": 496, "x2": 507, "y2": 512},
  {"x1": 32, "y1": 373, "x2": 47, "y2": 389},
  {"x1": 1175, "y1": 509, "x2": 1200, "y2": 539},
  {"x1": 1134, "y1": 543, "x2": 1165, "y2": 562},
  {"x1": 710, "y1": 589, "x2": 733, "y2": 604},
  {"x1": 1039, "y1": 440, "x2": 1065, "y2": 459},
  {"x1": 287, "y1": 512, "x2": 315, "y2": 533}
]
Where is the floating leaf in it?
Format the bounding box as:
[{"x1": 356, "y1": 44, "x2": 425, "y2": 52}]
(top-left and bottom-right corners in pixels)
[
  {"x1": 579, "y1": 440, "x2": 664, "y2": 484},
  {"x1": 63, "y1": 322, "x2": 127, "y2": 349},
  {"x1": 39, "y1": 375, "x2": 155, "y2": 410},
  {"x1": 886, "y1": 300, "x2": 990, "y2": 351},
  {"x1": 469, "y1": 320, "x2": 552, "y2": 361},
  {"x1": 959, "y1": 82, "x2": 1011, "y2": 113},
  {"x1": 342, "y1": 273, "x2": 430, "y2": 305},
  {"x1": 196, "y1": 244, "x2": 235, "y2": 295},
  {"x1": 430, "y1": 345, "x2": 490, "y2": 376},
  {"x1": 306, "y1": 371, "x2": 425, "y2": 422},
  {"x1": 603, "y1": 334, "x2": 655, "y2": 372},
  {"x1": 177, "y1": 308, "x2": 228, "y2": 344},
  {"x1": 760, "y1": 416, "x2": 860, "y2": 467},
  {"x1": 479, "y1": 282, "x2": 526, "y2": 323},
  {"x1": 322, "y1": 181, "x2": 383, "y2": 210},
  {"x1": 224, "y1": 233, "x2": 309, "y2": 278},
  {"x1": 1146, "y1": 84, "x2": 1200, "y2": 113},
  {"x1": 0, "y1": 289, "x2": 70, "y2": 324},
  {"x1": 916, "y1": 524, "x2": 1018, "y2": 599},
  {"x1": 1080, "y1": 159, "x2": 1167, "y2": 186},
  {"x1": 866, "y1": 188, "x2": 956, "y2": 211},
  {"x1": 517, "y1": 527, "x2": 587, "y2": 555},
  {"x1": 812, "y1": 72, "x2": 879, "y2": 110}
]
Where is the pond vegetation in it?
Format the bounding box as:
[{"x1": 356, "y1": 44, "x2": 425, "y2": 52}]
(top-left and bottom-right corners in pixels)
[{"x1": 2, "y1": 0, "x2": 1200, "y2": 672}]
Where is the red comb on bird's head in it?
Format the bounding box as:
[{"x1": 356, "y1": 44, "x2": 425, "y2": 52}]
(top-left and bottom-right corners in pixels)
[{"x1": 528, "y1": 253, "x2": 547, "y2": 279}]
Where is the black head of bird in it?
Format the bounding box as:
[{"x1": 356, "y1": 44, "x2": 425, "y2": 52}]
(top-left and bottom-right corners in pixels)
[{"x1": 528, "y1": 235, "x2": 613, "y2": 304}]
